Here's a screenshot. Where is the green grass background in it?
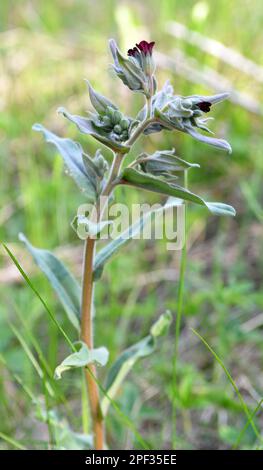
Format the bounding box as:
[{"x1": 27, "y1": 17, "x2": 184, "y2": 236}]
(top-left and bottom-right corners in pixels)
[{"x1": 0, "y1": 0, "x2": 263, "y2": 449}]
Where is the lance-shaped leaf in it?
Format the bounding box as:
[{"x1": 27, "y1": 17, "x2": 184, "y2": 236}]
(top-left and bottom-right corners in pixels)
[
  {"x1": 184, "y1": 125, "x2": 232, "y2": 153},
  {"x1": 58, "y1": 108, "x2": 130, "y2": 154},
  {"x1": 101, "y1": 311, "x2": 172, "y2": 416},
  {"x1": 19, "y1": 233, "x2": 81, "y2": 332},
  {"x1": 119, "y1": 168, "x2": 236, "y2": 217},
  {"x1": 188, "y1": 92, "x2": 230, "y2": 105},
  {"x1": 33, "y1": 124, "x2": 98, "y2": 201},
  {"x1": 85, "y1": 80, "x2": 117, "y2": 114},
  {"x1": 54, "y1": 341, "x2": 109, "y2": 380},
  {"x1": 138, "y1": 149, "x2": 200, "y2": 176},
  {"x1": 93, "y1": 198, "x2": 182, "y2": 280}
]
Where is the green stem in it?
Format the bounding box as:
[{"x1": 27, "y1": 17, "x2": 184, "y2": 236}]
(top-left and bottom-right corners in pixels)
[
  {"x1": 81, "y1": 371, "x2": 89, "y2": 434},
  {"x1": 80, "y1": 149, "x2": 126, "y2": 449},
  {"x1": 100, "y1": 151, "x2": 123, "y2": 199},
  {"x1": 172, "y1": 169, "x2": 188, "y2": 448},
  {"x1": 127, "y1": 117, "x2": 155, "y2": 146},
  {"x1": 81, "y1": 110, "x2": 158, "y2": 447},
  {"x1": 81, "y1": 237, "x2": 103, "y2": 449}
]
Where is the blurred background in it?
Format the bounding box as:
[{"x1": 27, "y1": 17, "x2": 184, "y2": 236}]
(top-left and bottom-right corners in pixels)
[{"x1": 0, "y1": 0, "x2": 263, "y2": 450}]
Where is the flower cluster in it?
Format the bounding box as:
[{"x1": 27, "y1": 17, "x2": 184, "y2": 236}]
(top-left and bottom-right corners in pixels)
[
  {"x1": 57, "y1": 82, "x2": 137, "y2": 153},
  {"x1": 90, "y1": 106, "x2": 131, "y2": 143},
  {"x1": 109, "y1": 39, "x2": 156, "y2": 97},
  {"x1": 143, "y1": 81, "x2": 232, "y2": 153}
]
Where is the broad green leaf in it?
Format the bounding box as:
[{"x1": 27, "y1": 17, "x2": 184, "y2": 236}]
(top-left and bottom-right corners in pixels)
[
  {"x1": 19, "y1": 233, "x2": 81, "y2": 332},
  {"x1": 101, "y1": 311, "x2": 172, "y2": 416},
  {"x1": 120, "y1": 168, "x2": 236, "y2": 217},
  {"x1": 32, "y1": 123, "x2": 98, "y2": 201},
  {"x1": 93, "y1": 198, "x2": 182, "y2": 280},
  {"x1": 54, "y1": 341, "x2": 109, "y2": 380}
]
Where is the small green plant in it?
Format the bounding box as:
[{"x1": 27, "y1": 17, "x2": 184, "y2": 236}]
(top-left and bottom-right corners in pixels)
[{"x1": 17, "y1": 39, "x2": 235, "y2": 449}]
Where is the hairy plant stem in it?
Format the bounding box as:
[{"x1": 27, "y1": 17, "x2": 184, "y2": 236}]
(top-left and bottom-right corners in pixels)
[
  {"x1": 81, "y1": 236, "x2": 104, "y2": 449},
  {"x1": 80, "y1": 149, "x2": 128, "y2": 449},
  {"x1": 172, "y1": 169, "x2": 188, "y2": 448},
  {"x1": 81, "y1": 114, "x2": 153, "y2": 449},
  {"x1": 127, "y1": 117, "x2": 155, "y2": 146}
]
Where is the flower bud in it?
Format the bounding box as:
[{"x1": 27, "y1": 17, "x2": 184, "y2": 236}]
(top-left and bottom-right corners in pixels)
[
  {"x1": 128, "y1": 40, "x2": 156, "y2": 76},
  {"x1": 101, "y1": 116, "x2": 111, "y2": 128},
  {"x1": 94, "y1": 150, "x2": 109, "y2": 177},
  {"x1": 120, "y1": 130, "x2": 128, "y2": 140},
  {"x1": 113, "y1": 124, "x2": 122, "y2": 134},
  {"x1": 112, "y1": 110, "x2": 123, "y2": 125},
  {"x1": 109, "y1": 39, "x2": 156, "y2": 98},
  {"x1": 120, "y1": 118, "x2": 129, "y2": 130}
]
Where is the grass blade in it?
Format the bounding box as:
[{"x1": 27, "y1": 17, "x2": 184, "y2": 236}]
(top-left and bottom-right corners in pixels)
[
  {"x1": 2, "y1": 243, "x2": 75, "y2": 351},
  {"x1": 233, "y1": 398, "x2": 263, "y2": 449},
  {"x1": 0, "y1": 432, "x2": 26, "y2": 450},
  {"x1": 192, "y1": 328, "x2": 262, "y2": 443},
  {"x1": 2, "y1": 243, "x2": 149, "y2": 448}
]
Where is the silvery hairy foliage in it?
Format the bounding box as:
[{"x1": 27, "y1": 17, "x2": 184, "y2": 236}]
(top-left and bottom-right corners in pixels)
[{"x1": 18, "y1": 39, "x2": 235, "y2": 449}]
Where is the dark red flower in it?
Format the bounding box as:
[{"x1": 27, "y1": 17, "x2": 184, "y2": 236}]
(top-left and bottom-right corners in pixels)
[
  {"x1": 197, "y1": 101, "x2": 212, "y2": 113},
  {"x1": 127, "y1": 47, "x2": 139, "y2": 57},
  {"x1": 127, "y1": 40, "x2": 155, "y2": 57},
  {"x1": 136, "y1": 40, "x2": 155, "y2": 55}
]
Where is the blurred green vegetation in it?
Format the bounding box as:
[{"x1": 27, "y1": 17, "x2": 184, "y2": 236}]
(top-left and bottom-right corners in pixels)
[{"x1": 0, "y1": 0, "x2": 263, "y2": 450}]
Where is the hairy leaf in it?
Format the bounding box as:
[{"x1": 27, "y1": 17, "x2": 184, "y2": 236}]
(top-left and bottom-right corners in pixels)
[
  {"x1": 138, "y1": 149, "x2": 200, "y2": 176},
  {"x1": 19, "y1": 233, "x2": 81, "y2": 332},
  {"x1": 185, "y1": 125, "x2": 232, "y2": 153},
  {"x1": 54, "y1": 341, "x2": 109, "y2": 380},
  {"x1": 152, "y1": 80, "x2": 174, "y2": 112},
  {"x1": 101, "y1": 311, "x2": 172, "y2": 416},
  {"x1": 93, "y1": 198, "x2": 182, "y2": 280},
  {"x1": 120, "y1": 168, "x2": 236, "y2": 217},
  {"x1": 86, "y1": 80, "x2": 117, "y2": 114},
  {"x1": 32, "y1": 124, "x2": 98, "y2": 201}
]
